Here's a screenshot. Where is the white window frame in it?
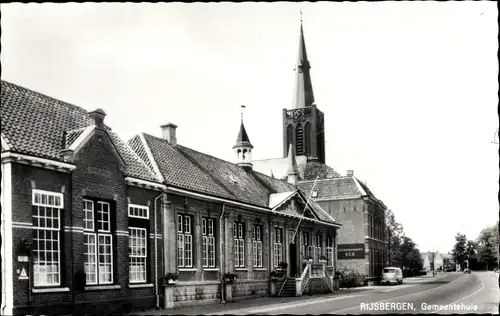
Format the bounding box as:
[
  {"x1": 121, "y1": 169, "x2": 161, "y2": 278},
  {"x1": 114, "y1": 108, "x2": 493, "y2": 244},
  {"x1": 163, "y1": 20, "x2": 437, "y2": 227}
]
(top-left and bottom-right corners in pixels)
[
  {"x1": 177, "y1": 214, "x2": 193, "y2": 268},
  {"x1": 128, "y1": 204, "x2": 149, "y2": 219},
  {"x1": 32, "y1": 189, "x2": 63, "y2": 287},
  {"x1": 303, "y1": 232, "x2": 312, "y2": 259},
  {"x1": 253, "y1": 225, "x2": 263, "y2": 268},
  {"x1": 234, "y1": 222, "x2": 245, "y2": 268},
  {"x1": 273, "y1": 227, "x2": 283, "y2": 268},
  {"x1": 315, "y1": 234, "x2": 322, "y2": 262},
  {"x1": 202, "y1": 218, "x2": 216, "y2": 268},
  {"x1": 129, "y1": 227, "x2": 147, "y2": 283},
  {"x1": 326, "y1": 236, "x2": 334, "y2": 267},
  {"x1": 83, "y1": 199, "x2": 114, "y2": 285}
]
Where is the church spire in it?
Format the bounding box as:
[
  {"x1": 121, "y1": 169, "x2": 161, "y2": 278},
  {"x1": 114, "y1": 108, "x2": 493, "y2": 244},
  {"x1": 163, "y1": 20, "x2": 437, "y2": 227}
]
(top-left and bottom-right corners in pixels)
[{"x1": 292, "y1": 19, "x2": 315, "y2": 109}]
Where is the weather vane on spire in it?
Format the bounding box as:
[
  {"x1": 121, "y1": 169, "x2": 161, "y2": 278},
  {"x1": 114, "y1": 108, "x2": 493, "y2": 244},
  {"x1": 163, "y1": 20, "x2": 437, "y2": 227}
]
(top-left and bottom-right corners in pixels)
[
  {"x1": 241, "y1": 105, "x2": 246, "y2": 123},
  {"x1": 300, "y1": 8, "x2": 303, "y2": 23}
]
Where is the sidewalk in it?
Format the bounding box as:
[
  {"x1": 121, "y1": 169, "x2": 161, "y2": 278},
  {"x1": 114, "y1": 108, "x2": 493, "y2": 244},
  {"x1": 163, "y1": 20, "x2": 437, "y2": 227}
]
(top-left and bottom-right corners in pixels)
[{"x1": 129, "y1": 288, "x2": 372, "y2": 315}]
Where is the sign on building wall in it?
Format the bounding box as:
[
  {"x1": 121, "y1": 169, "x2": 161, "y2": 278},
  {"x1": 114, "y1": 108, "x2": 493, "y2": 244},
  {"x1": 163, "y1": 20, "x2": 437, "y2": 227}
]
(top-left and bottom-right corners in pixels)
[{"x1": 337, "y1": 243, "x2": 365, "y2": 260}]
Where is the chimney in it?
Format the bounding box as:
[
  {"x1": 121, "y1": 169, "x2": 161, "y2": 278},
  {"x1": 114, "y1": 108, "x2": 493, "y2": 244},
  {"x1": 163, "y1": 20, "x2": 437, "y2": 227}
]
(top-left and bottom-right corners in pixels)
[
  {"x1": 160, "y1": 123, "x2": 177, "y2": 146},
  {"x1": 89, "y1": 108, "x2": 106, "y2": 129},
  {"x1": 346, "y1": 170, "x2": 354, "y2": 177}
]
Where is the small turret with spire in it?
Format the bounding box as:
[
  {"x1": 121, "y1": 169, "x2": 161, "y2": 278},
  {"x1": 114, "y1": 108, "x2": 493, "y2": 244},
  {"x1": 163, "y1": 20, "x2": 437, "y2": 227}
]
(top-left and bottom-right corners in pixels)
[{"x1": 233, "y1": 105, "x2": 253, "y2": 171}]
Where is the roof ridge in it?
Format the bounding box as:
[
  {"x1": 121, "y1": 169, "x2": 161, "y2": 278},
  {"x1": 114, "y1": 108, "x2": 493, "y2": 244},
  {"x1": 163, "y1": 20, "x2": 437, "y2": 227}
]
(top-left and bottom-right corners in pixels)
[
  {"x1": 142, "y1": 132, "x2": 295, "y2": 189},
  {"x1": 2, "y1": 80, "x2": 89, "y2": 117}
]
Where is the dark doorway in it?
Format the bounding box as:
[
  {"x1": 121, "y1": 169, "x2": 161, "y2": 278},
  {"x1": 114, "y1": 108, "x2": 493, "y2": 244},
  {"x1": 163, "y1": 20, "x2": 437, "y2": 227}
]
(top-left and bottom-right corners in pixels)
[{"x1": 289, "y1": 243, "x2": 298, "y2": 277}]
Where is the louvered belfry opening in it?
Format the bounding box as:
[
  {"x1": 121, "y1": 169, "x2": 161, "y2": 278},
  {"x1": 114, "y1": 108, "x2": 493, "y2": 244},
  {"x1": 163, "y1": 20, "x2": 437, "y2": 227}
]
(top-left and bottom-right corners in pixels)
[
  {"x1": 296, "y1": 123, "x2": 304, "y2": 155},
  {"x1": 304, "y1": 122, "x2": 311, "y2": 157}
]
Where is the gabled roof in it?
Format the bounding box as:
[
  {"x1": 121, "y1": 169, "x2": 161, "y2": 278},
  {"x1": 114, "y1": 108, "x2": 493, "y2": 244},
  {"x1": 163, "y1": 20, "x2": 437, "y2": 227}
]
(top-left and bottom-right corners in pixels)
[
  {"x1": 297, "y1": 177, "x2": 366, "y2": 200},
  {"x1": 129, "y1": 133, "x2": 339, "y2": 226},
  {"x1": 130, "y1": 133, "x2": 294, "y2": 208},
  {"x1": 1, "y1": 80, "x2": 159, "y2": 183}
]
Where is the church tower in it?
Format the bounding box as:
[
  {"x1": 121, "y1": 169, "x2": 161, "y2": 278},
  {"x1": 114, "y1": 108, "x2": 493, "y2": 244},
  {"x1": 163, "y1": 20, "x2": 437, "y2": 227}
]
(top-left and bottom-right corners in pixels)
[{"x1": 282, "y1": 21, "x2": 326, "y2": 164}]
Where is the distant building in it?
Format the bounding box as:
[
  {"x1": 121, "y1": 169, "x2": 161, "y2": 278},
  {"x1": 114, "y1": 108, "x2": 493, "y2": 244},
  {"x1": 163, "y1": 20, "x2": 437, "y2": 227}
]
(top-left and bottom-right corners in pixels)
[
  {"x1": 253, "y1": 22, "x2": 387, "y2": 285},
  {"x1": 422, "y1": 252, "x2": 450, "y2": 271}
]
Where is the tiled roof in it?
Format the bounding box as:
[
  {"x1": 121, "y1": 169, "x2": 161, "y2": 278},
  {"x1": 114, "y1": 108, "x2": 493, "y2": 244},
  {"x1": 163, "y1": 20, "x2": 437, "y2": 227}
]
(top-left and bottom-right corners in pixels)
[
  {"x1": 297, "y1": 177, "x2": 365, "y2": 199},
  {"x1": 130, "y1": 133, "x2": 338, "y2": 225},
  {"x1": 134, "y1": 133, "x2": 296, "y2": 207},
  {"x1": 64, "y1": 127, "x2": 85, "y2": 148},
  {"x1": 1, "y1": 80, "x2": 159, "y2": 183}
]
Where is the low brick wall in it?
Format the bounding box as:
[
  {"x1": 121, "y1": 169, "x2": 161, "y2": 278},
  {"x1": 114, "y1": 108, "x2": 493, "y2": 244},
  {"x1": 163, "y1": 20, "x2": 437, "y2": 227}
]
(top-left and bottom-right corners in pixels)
[
  {"x1": 173, "y1": 282, "x2": 221, "y2": 308},
  {"x1": 310, "y1": 278, "x2": 330, "y2": 294},
  {"x1": 231, "y1": 280, "x2": 268, "y2": 300}
]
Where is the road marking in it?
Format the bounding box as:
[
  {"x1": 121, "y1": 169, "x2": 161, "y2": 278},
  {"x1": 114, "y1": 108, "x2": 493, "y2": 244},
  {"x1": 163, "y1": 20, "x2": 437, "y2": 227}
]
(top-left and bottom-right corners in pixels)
[
  {"x1": 430, "y1": 275, "x2": 485, "y2": 314},
  {"x1": 382, "y1": 284, "x2": 416, "y2": 292},
  {"x1": 208, "y1": 293, "x2": 369, "y2": 315},
  {"x1": 329, "y1": 275, "x2": 463, "y2": 314}
]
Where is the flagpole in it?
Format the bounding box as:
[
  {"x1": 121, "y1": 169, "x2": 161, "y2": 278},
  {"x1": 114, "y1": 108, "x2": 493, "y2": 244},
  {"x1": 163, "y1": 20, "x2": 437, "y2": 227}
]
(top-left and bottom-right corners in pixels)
[{"x1": 291, "y1": 175, "x2": 320, "y2": 243}]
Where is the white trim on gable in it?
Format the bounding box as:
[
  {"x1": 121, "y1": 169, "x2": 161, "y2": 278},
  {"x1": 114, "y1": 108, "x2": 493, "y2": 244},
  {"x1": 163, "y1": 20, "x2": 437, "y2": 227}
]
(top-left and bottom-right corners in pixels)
[
  {"x1": 124, "y1": 177, "x2": 166, "y2": 191},
  {"x1": 138, "y1": 133, "x2": 165, "y2": 183},
  {"x1": 1, "y1": 134, "x2": 11, "y2": 151},
  {"x1": 1, "y1": 152, "x2": 76, "y2": 172},
  {"x1": 63, "y1": 127, "x2": 126, "y2": 167},
  {"x1": 68, "y1": 125, "x2": 95, "y2": 152},
  {"x1": 352, "y1": 177, "x2": 367, "y2": 196},
  {"x1": 1, "y1": 162, "x2": 14, "y2": 315}
]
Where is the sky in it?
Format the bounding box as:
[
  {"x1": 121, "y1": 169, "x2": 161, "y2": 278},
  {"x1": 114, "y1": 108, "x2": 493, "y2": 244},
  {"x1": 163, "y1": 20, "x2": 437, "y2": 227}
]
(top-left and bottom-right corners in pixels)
[{"x1": 1, "y1": 2, "x2": 498, "y2": 254}]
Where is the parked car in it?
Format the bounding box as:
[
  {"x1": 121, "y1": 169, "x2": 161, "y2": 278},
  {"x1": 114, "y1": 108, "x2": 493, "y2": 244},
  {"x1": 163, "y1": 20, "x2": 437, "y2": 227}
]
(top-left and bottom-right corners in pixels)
[
  {"x1": 381, "y1": 267, "x2": 403, "y2": 285},
  {"x1": 463, "y1": 268, "x2": 471, "y2": 274}
]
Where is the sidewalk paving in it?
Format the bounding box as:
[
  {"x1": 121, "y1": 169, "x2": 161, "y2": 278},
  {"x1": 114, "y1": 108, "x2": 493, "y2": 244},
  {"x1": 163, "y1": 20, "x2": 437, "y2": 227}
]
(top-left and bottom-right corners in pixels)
[{"x1": 129, "y1": 288, "x2": 372, "y2": 315}]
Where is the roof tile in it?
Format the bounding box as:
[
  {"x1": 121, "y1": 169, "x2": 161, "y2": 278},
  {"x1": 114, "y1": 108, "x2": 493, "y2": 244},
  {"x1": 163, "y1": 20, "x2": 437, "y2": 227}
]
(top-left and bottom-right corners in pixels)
[{"x1": 1, "y1": 80, "x2": 159, "y2": 183}]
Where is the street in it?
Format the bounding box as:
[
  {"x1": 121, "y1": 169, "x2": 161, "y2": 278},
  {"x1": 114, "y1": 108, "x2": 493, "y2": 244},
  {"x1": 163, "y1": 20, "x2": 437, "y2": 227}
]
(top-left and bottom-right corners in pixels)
[{"x1": 210, "y1": 272, "x2": 498, "y2": 315}]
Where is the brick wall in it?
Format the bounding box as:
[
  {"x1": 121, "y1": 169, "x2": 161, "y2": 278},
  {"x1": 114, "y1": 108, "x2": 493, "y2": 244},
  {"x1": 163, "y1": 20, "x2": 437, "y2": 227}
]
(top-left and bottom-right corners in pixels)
[{"x1": 10, "y1": 130, "x2": 164, "y2": 315}]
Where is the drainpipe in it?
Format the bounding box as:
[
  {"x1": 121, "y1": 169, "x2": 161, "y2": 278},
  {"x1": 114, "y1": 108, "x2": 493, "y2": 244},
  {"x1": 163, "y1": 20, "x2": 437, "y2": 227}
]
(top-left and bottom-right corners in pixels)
[
  {"x1": 153, "y1": 192, "x2": 163, "y2": 309},
  {"x1": 219, "y1": 203, "x2": 226, "y2": 303},
  {"x1": 268, "y1": 213, "x2": 273, "y2": 297}
]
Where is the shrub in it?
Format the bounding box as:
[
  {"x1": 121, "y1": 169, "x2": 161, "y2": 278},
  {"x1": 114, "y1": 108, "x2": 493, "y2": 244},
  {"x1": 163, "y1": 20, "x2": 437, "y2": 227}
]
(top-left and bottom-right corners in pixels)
[{"x1": 223, "y1": 273, "x2": 238, "y2": 284}]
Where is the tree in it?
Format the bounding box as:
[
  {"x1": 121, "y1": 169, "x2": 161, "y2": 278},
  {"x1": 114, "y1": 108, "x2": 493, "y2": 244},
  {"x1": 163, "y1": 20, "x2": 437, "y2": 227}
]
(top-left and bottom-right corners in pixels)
[
  {"x1": 385, "y1": 209, "x2": 404, "y2": 266},
  {"x1": 302, "y1": 161, "x2": 341, "y2": 180},
  {"x1": 398, "y1": 236, "x2": 423, "y2": 276},
  {"x1": 476, "y1": 222, "x2": 499, "y2": 270},
  {"x1": 452, "y1": 233, "x2": 468, "y2": 270}
]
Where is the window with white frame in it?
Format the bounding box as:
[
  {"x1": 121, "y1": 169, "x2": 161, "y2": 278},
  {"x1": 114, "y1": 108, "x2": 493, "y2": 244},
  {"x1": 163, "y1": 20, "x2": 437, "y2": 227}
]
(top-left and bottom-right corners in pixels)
[
  {"x1": 202, "y1": 218, "x2": 216, "y2": 268},
  {"x1": 252, "y1": 225, "x2": 263, "y2": 268},
  {"x1": 32, "y1": 189, "x2": 63, "y2": 287},
  {"x1": 83, "y1": 199, "x2": 113, "y2": 285},
  {"x1": 128, "y1": 204, "x2": 149, "y2": 283},
  {"x1": 177, "y1": 214, "x2": 193, "y2": 268},
  {"x1": 128, "y1": 204, "x2": 149, "y2": 219},
  {"x1": 303, "y1": 232, "x2": 312, "y2": 259},
  {"x1": 326, "y1": 236, "x2": 334, "y2": 267},
  {"x1": 129, "y1": 228, "x2": 147, "y2": 282},
  {"x1": 234, "y1": 222, "x2": 245, "y2": 268},
  {"x1": 315, "y1": 234, "x2": 322, "y2": 262},
  {"x1": 273, "y1": 227, "x2": 283, "y2": 268}
]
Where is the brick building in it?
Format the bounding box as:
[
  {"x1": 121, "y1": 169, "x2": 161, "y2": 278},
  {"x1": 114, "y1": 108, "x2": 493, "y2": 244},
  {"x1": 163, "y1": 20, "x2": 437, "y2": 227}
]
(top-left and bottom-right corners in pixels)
[
  {"x1": 252, "y1": 22, "x2": 387, "y2": 284},
  {"x1": 1, "y1": 80, "x2": 341, "y2": 315}
]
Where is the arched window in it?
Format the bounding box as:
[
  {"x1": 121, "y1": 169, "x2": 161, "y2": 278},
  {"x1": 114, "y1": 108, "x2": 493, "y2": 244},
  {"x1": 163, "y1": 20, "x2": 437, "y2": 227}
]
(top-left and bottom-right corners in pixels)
[
  {"x1": 304, "y1": 122, "x2": 311, "y2": 156},
  {"x1": 286, "y1": 125, "x2": 293, "y2": 149},
  {"x1": 296, "y1": 124, "x2": 304, "y2": 155}
]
